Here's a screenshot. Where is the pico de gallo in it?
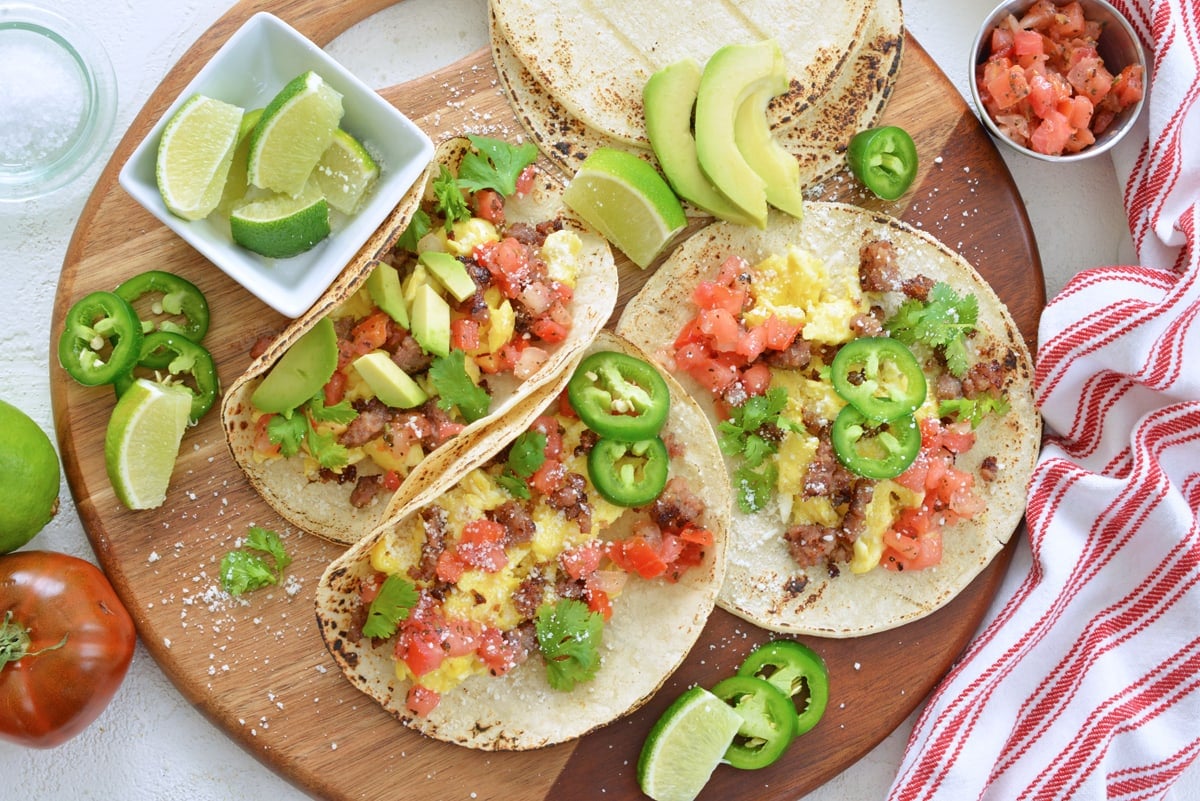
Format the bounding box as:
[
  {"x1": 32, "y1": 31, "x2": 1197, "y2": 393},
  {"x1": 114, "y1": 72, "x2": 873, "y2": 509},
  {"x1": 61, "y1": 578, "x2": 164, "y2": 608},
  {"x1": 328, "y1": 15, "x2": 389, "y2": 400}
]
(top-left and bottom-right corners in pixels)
[
  {"x1": 668, "y1": 238, "x2": 1017, "y2": 574},
  {"x1": 976, "y1": 0, "x2": 1144, "y2": 156},
  {"x1": 348, "y1": 367, "x2": 716, "y2": 717},
  {"x1": 249, "y1": 136, "x2": 588, "y2": 510}
]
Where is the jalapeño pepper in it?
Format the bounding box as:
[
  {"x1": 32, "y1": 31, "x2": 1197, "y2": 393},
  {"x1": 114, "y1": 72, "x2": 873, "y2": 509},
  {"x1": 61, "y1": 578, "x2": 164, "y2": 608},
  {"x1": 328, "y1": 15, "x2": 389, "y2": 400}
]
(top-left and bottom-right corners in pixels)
[
  {"x1": 847, "y1": 125, "x2": 918, "y2": 201},
  {"x1": 567, "y1": 351, "x2": 670, "y2": 441},
  {"x1": 114, "y1": 331, "x2": 218, "y2": 423},
  {"x1": 710, "y1": 675, "x2": 798, "y2": 770},
  {"x1": 737, "y1": 639, "x2": 830, "y2": 736},
  {"x1": 830, "y1": 337, "x2": 927, "y2": 422},
  {"x1": 114, "y1": 270, "x2": 210, "y2": 363},
  {"x1": 831, "y1": 405, "x2": 921, "y2": 480},
  {"x1": 587, "y1": 436, "x2": 669, "y2": 507},
  {"x1": 58, "y1": 291, "x2": 144, "y2": 386}
]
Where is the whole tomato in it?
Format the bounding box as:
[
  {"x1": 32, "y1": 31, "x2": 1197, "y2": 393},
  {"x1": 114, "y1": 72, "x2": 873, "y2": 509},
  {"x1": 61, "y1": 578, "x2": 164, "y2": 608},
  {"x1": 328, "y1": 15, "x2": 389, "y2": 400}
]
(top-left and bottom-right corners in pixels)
[{"x1": 0, "y1": 551, "x2": 136, "y2": 747}]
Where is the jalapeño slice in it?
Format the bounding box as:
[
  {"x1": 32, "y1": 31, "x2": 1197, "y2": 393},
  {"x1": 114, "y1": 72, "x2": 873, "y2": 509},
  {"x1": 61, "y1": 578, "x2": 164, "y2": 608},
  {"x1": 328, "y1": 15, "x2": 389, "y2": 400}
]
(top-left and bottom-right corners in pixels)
[
  {"x1": 710, "y1": 675, "x2": 798, "y2": 770},
  {"x1": 587, "y1": 436, "x2": 669, "y2": 507},
  {"x1": 57, "y1": 291, "x2": 143, "y2": 387},
  {"x1": 831, "y1": 406, "x2": 921, "y2": 480},
  {"x1": 113, "y1": 330, "x2": 219, "y2": 423},
  {"x1": 114, "y1": 269, "x2": 211, "y2": 351},
  {"x1": 846, "y1": 125, "x2": 919, "y2": 201},
  {"x1": 737, "y1": 639, "x2": 830, "y2": 736},
  {"x1": 830, "y1": 337, "x2": 927, "y2": 422},
  {"x1": 567, "y1": 351, "x2": 670, "y2": 441}
]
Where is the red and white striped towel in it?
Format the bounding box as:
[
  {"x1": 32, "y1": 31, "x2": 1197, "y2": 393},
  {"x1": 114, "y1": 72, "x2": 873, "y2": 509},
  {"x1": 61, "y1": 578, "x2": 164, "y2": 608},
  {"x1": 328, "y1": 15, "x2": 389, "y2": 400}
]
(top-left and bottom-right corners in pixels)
[{"x1": 888, "y1": 1, "x2": 1200, "y2": 799}]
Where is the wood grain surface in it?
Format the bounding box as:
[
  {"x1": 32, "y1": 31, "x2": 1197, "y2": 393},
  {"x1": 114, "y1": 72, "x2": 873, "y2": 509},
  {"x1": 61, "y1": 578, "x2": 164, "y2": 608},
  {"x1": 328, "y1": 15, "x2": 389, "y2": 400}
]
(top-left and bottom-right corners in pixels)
[{"x1": 49, "y1": 2, "x2": 1045, "y2": 800}]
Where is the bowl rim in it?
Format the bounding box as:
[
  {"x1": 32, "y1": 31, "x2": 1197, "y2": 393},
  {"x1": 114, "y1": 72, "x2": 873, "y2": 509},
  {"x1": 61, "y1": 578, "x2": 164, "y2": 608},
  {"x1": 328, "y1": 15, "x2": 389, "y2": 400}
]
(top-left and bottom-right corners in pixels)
[{"x1": 968, "y1": 0, "x2": 1148, "y2": 163}]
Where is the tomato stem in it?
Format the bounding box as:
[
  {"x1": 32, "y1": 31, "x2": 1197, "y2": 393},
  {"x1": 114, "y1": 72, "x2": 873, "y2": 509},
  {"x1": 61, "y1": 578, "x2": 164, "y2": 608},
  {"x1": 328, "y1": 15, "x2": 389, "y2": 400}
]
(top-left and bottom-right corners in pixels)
[{"x1": 0, "y1": 611, "x2": 67, "y2": 668}]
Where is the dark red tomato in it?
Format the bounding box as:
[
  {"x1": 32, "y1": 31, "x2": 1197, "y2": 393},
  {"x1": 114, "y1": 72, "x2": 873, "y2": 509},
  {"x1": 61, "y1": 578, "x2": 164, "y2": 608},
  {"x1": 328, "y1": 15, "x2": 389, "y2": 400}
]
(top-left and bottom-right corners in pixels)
[
  {"x1": 473, "y1": 188, "x2": 505, "y2": 226},
  {"x1": 0, "y1": 551, "x2": 136, "y2": 748}
]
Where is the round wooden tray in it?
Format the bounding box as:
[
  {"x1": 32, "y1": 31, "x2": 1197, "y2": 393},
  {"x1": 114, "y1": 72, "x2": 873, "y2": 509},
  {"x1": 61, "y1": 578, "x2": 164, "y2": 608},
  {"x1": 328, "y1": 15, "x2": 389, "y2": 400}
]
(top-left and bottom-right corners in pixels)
[{"x1": 50, "y1": 2, "x2": 1045, "y2": 800}]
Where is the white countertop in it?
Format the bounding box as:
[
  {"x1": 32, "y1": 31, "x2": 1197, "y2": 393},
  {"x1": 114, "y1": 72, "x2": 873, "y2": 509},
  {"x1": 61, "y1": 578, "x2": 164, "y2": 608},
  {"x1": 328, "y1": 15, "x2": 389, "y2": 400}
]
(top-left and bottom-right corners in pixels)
[{"x1": 3, "y1": 1, "x2": 1195, "y2": 799}]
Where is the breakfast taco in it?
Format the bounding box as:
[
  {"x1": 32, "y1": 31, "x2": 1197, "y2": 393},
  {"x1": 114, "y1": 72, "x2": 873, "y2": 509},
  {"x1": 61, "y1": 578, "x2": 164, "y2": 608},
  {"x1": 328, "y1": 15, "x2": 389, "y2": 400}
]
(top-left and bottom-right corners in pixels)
[
  {"x1": 314, "y1": 331, "x2": 730, "y2": 749},
  {"x1": 488, "y1": 0, "x2": 903, "y2": 190},
  {"x1": 222, "y1": 136, "x2": 618, "y2": 545},
  {"x1": 615, "y1": 202, "x2": 1040, "y2": 637}
]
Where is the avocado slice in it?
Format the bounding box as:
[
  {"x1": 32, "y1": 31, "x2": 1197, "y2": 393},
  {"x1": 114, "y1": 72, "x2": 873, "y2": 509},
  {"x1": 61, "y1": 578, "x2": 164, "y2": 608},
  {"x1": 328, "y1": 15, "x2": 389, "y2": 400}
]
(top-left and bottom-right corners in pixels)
[
  {"x1": 365, "y1": 261, "x2": 409, "y2": 328},
  {"x1": 410, "y1": 282, "x2": 451, "y2": 358},
  {"x1": 353, "y1": 351, "x2": 428, "y2": 409},
  {"x1": 419, "y1": 250, "x2": 477, "y2": 303},
  {"x1": 735, "y1": 77, "x2": 806, "y2": 220},
  {"x1": 643, "y1": 59, "x2": 762, "y2": 227},
  {"x1": 694, "y1": 39, "x2": 788, "y2": 229},
  {"x1": 251, "y1": 316, "x2": 338, "y2": 414}
]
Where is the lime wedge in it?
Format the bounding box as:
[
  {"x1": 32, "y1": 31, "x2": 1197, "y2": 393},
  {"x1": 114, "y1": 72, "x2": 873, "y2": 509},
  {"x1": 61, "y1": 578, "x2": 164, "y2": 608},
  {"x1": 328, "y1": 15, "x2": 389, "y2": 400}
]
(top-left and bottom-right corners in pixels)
[
  {"x1": 563, "y1": 147, "x2": 686, "y2": 269},
  {"x1": 248, "y1": 70, "x2": 344, "y2": 197},
  {"x1": 314, "y1": 128, "x2": 379, "y2": 214},
  {"x1": 230, "y1": 176, "x2": 331, "y2": 259},
  {"x1": 104, "y1": 378, "x2": 192, "y2": 510},
  {"x1": 637, "y1": 686, "x2": 742, "y2": 801},
  {"x1": 217, "y1": 107, "x2": 264, "y2": 217},
  {"x1": 155, "y1": 94, "x2": 245, "y2": 221}
]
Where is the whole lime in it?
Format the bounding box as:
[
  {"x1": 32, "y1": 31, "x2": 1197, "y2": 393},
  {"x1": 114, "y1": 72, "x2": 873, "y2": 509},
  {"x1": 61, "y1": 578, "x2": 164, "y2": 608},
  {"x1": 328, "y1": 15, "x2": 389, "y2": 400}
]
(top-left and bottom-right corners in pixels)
[{"x1": 0, "y1": 399, "x2": 61, "y2": 552}]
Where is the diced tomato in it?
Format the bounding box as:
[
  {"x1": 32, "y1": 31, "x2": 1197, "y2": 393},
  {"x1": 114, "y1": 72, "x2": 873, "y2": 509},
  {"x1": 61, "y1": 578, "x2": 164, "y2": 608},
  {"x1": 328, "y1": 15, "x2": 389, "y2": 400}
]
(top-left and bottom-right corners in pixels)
[
  {"x1": 585, "y1": 585, "x2": 613, "y2": 621},
  {"x1": 358, "y1": 572, "x2": 386, "y2": 605},
  {"x1": 761, "y1": 315, "x2": 800, "y2": 351},
  {"x1": 529, "y1": 458, "x2": 567, "y2": 497},
  {"x1": 349, "y1": 311, "x2": 392, "y2": 357},
  {"x1": 476, "y1": 626, "x2": 525, "y2": 676},
  {"x1": 1111, "y1": 64, "x2": 1145, "y2": 108},
  {"x1": 989, "y1": 25, "x2": 1015, "y2": 59},
  {"x1": 1061, "y1": 94, "x2": 1094, "y2": 130},
  {"x1": 1047, "y1": 1, "x2": 1086, "y2": 38},
  {"x1": 457, "y1": 519, "x2": 508, "y2": 572},
  {"x1": 735, "y1": 322, "x2": 768, "y2": 362},
  {"x1": 382, "y1": 470, "x2": 402, "y2": 492},
  {"x1": 607, "y1": 536, "x2": 667, "y2": 580},
  {"x1": 431, "y1": 416, "x2": 465, "y2": 447},
  {"x1": 451, "y1": 318, "x2": 481, "y2": 352},
  {"x1": 323, "y1": 368, "x2": 348, "y2": 406},
  {"x1": 560, "y1": 542, "x2": 602, "y2": 580},
  {"x1": 693, "y1": 280, "x2": 746, "y2": 315},
  {"x1": 984, "y1": 60, "x2": 1029, "y2": 110},
  {"x1": 435, "y1": 549, "x2": 467, "y2": 583},
  {"x1": 1067, "y1": 55, "x2": 1113, "y2": 104},
  {"x1": 515, "y1": 165, "x2": 537, "y2": 196},
  {"x1": 739, "y1": 361, "x2": 773, "y2": 397},
  {"x1": 513, "y1": 345, "x2": 549, "y2": 380},
  {"x1": 253, "y1": 413, "x2": 281, "y2": 457},
  {"x1": 1030, "y1": 106, "x2": 1072, "y2": 155},
  {"x1": 698, "y1": 307, "x2": 741, "y2": 352},
  {"x1": 678, "y1": 525, "x2": 714, "y2": 547},
  {"x1": 1012, "y1": 28, "x2": 1044, "y2": 58},
  {"x1": 1026, "y1": 71, "x2": 1059, "y2": 118},
  {"x1": 473, "y1": 188, "x2": 505, "y2": 226},
  {"x1": 406, "y1": 685, "x2": 441, "y2": 717},
  {"x1": 715, "y1": 254, "x2": 749, "y2": 286},
  {"x1": 476, "y1": 236, "x2": 533, "y2": 298},
  {"x1": 529, "y1": 415, "x2": 564, "y2": 459},
  {"x1": 531, "y1": 315, "x2": 569, "y2": 344}
]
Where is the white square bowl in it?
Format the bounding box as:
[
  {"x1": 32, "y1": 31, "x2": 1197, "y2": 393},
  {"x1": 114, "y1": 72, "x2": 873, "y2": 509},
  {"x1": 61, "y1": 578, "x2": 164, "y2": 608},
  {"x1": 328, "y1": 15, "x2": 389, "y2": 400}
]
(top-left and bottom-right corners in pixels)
[{"x1": 119, "y1": 12, "x2": 434, "y2": 318}]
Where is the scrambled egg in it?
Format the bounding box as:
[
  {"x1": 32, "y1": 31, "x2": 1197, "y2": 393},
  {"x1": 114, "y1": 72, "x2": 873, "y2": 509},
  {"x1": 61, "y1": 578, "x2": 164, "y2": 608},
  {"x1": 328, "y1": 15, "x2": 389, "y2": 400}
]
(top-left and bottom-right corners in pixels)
[
  {"x1": 744, "y1": 245, "x2": 862, "y2": 345},
  {"x1": 849, "y1": 481, "x2": 922, "y2": 574}
]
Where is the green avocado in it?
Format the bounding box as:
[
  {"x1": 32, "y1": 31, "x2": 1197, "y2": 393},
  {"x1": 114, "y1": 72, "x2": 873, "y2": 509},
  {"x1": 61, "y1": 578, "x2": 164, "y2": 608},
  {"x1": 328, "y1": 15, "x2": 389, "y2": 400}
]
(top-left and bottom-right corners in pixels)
[
  {"x1": 352, "y1": 351, "x2": 428, "y2": 409},
  {"x1": 735, "y1": 76, "x2": 805, "y2": 219},
  {"x1": 419, "y1": 250, "x2": 477, "y2": 303},
  {"x1": 643, "y1": 59, "x2": 762, "y2": 227},
  {"x1": 365, "y1": 261, "x2": 409, "y2": 327},
  {"x1": 410, "y1": 282, "x2": 450, "y2": 358},
  {"x1": 251, "y1": 316, "x2": 337, "y2": 414},
  {"x1": 694, "y1": 39, "x2": 788, "y2": 229}
]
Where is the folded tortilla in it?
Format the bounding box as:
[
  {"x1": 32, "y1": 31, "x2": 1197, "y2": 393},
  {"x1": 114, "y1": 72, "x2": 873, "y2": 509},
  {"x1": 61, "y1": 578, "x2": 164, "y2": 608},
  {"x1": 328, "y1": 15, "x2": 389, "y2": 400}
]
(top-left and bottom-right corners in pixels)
[
  {"x1": 315, "y1": 331, "x2": 731, "y2": 749},
  {"x1": 615, "y1": 202, "x2": 1040, "y2": 637},
  {"x1": 222, "y1": 137, "x2": 618, "y2": 545},
  {"x1": 489, "y1": 0, "x2": 903, "y2": 191}
]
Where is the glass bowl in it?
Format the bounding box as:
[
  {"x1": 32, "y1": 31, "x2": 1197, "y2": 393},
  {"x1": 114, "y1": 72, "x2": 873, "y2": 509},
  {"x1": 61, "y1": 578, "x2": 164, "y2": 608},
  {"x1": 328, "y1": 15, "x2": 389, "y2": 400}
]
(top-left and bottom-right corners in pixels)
[{"x1": 0, "y1": 3, "x2": 117, "y2": 200}]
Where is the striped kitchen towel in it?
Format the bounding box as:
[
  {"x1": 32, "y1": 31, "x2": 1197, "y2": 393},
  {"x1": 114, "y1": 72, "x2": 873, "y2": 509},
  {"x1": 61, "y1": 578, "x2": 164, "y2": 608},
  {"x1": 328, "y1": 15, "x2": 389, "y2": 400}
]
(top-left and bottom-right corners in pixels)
[{"x1": 889, "y1": 1, "x2": 1200, "y2": 799}]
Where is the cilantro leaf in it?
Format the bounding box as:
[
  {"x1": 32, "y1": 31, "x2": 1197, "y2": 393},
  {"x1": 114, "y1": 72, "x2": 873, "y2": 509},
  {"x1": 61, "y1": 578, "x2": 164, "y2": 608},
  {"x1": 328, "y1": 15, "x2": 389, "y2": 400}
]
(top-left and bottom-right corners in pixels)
[
  {"x1": 306, "y1": 424, "x2": 350, "y2": 470},
  {"x1": 309, "y1": 394, "x2": 358, "y2": 425},
  {"x1": 429, "y1": 350, "x2": 492, "y2": 422},
  {"x1": 268, "y1": 403, "x2": 351, "y2": 469},
  {"x1": 536, "y1": 598, "x2": 604, "y2": 691},
  {"x1": 433, "y1": 165, "x2": 470, "y2": 229},
  {"x1": 497, "y1": 430, "x2": 547, "y2": 499},
  {"x1": 938, "y1": 393, "x2": 1010, "y2": 428},
  {"x1": 361, "y1": 575, "x2": 419, "y2": 640},
  {"x1": 267, "y1": 413, "x2": 307, "y2": 457},
  {"x1": 716, "y1": 387, "x2": 797, "y2": 511},
  {"x1": 395, "y1": 208, "x2": 431, "y2": 253},
  {"x1": 220, "y1": 526, "x2": 291, "y2": 596},
  {"x1": 734, "y1": 462, "x2": 778, "y2": 514},
  {"x1": 886, "y1": 282, "x2": 979, "y2": 378},
  {"x1": 457, "y1": 135, "x2": 538, "y2": 197}
]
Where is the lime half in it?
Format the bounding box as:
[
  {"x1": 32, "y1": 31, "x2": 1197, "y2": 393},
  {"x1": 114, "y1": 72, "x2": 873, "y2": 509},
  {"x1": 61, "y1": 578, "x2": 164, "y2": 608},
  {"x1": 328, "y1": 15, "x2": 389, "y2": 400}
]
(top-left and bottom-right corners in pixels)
[
  {"x1": 638, "y1": 686, "x2": 742, "y2": 801},
  {"x1": 314, "y1": 128, "x2": 379, "y2": 215},
  {"x1": 563, "y1": 147, "x2": 686, "y2": 269},
  {"x1": 230, "y1": 176, "x2": 331, "y2": 259},
  {"x1": 248, "y1": 70, "x2": 344, "y2": 197},
  {"x1": 104, "y1": 378, "x2": 192, "y2": 510},
  {"x1": 155, "y1": 93, "x2": 245, "y2": 221}
]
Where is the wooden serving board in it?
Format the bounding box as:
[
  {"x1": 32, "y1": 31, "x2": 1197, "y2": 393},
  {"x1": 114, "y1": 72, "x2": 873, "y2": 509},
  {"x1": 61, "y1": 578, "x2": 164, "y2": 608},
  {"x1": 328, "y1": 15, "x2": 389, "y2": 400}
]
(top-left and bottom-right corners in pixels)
[{"x1": 51, "y1": 2, "x2": 1045, "y2": 800}]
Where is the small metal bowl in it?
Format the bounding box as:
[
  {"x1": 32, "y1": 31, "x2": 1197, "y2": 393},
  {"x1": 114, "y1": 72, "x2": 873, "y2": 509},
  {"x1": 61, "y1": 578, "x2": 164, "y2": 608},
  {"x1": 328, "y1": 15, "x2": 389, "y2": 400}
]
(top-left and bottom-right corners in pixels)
[{"x1": 969, "y1": 0, "x2": 1147, "y2": 162}]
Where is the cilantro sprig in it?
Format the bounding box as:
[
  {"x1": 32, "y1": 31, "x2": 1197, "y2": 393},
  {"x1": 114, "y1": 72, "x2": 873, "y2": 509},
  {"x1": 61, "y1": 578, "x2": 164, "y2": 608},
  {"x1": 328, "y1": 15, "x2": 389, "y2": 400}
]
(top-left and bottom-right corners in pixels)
[
  {"x1": 717, "y1": 387, "x2": 798, "y2": 513},
  {"x1": 220, "y1": 526, "x2": 292, "y2": 596},
  {"x1": 535, "y1": 598, "x2": 604, "y2": 691},
  {"x1": 395, "y1": 208, "x2": 431, "y2": 253},
  {"x1": 361, "y1": 575, "x2": 419, "y2": 640},
  {"x1": 939, "y1": 393, "x2": 1010, "y2": 428},
  {"x1": 429, "y1": 350, "x2": 491, "y2": 422},
  {"x1": 885, "y1": 282, "x2": 979, "y2": 377},
  {"x1": 495, "y1": 430, "x2": 547, "y2": 499},
  {"x1": 431, "y1": 135, "x2": 538, "y2": 228},
  {"x1": 267, "y1": 394, "x2": 357, "y2": 470}
]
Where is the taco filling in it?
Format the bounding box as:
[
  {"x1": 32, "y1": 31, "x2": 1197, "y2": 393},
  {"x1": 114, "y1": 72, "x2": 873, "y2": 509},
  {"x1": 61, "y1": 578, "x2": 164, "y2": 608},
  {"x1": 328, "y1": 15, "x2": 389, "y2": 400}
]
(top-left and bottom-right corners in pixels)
[
  {"x1": 248, "y1": 136, "x2": 588, "y2": 510},
  {"x1": 341, "y1": 377, "x2": 715, "y2": 718},
  {"x1": 667, "y1": 238, "x2": 1017, "y2": 575}
]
